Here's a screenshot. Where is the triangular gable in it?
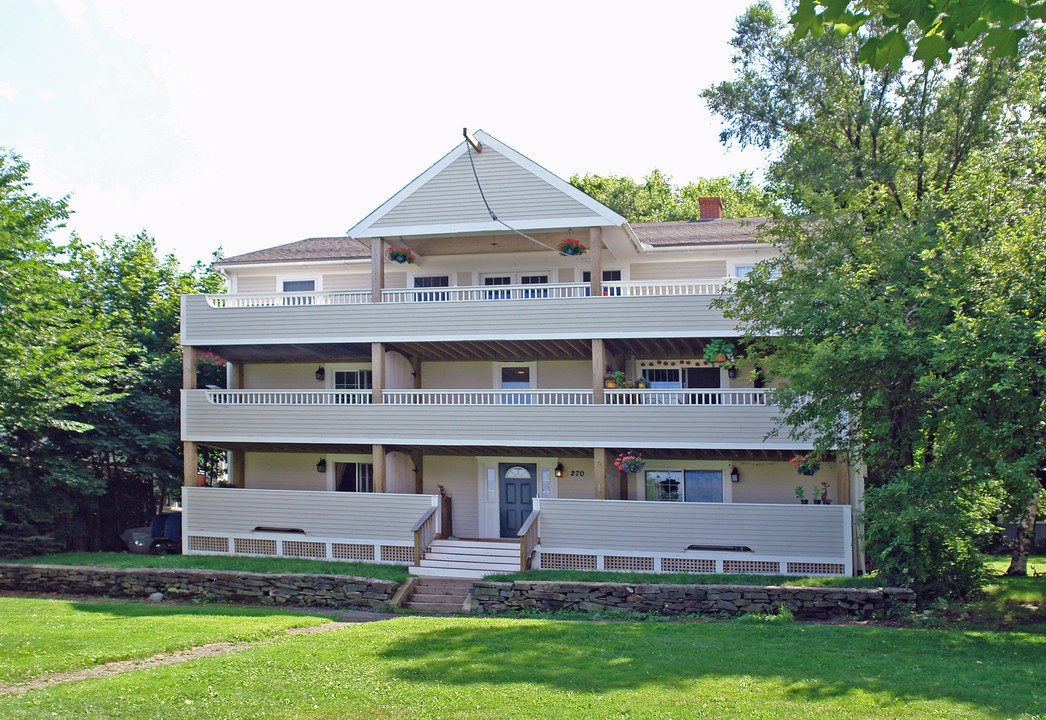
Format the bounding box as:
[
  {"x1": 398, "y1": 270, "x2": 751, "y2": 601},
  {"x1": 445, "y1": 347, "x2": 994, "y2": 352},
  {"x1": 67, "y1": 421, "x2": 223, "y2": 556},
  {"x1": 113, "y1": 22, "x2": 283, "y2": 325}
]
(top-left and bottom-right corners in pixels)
[{"x1": 348, "y1": 130, "x2": 627, "y2": 239}]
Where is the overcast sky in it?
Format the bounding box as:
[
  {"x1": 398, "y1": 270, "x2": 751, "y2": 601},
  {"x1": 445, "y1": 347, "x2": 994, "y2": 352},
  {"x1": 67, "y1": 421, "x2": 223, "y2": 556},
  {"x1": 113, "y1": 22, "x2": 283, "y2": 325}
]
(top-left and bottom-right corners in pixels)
[{"x1": 3, "y1": 0, "x2": 779, "y2": 266}]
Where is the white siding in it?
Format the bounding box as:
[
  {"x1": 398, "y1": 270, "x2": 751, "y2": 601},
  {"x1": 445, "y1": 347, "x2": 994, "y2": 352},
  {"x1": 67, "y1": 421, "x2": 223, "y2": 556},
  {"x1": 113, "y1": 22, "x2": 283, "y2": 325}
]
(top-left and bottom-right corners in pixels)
[
  {"x1": 244, "y1": 363, "x2": 324, "y2": 390},
  {"x1": 244, "y1": 452, "x2": 327, "y2": 491},
  {"x1": 323, "y1": 273, "x2": 369, "y2": 291},
  {"x1": 422, "y1": 456, "x2": 480, "y2": 538},
  {"x1": 235, "y1": 275, "x2": 277, "y2": 293},
  {"x1": 536, "y1": 498, "x2": 848, "y2": 559},
  {"x1": 731, "y1": 461, "x2": 839, "y2": 505},
  {"x1": 630, "y1": 260, "x2": 728, "y2": 281}
]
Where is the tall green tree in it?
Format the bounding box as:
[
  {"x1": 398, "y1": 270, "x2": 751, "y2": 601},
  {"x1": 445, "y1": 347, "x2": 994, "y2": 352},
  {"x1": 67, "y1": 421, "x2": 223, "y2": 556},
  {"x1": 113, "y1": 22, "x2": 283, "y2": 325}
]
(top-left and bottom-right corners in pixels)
[
  {"x1": 0, "y1": 150, "x2": 121, "y2": 556},
  {"x1": 570, "y1": 170, "x2": 777, "y2": 222},
  {"x1": 703, "y1": 5, "x2": 1039, "y2": 595}
]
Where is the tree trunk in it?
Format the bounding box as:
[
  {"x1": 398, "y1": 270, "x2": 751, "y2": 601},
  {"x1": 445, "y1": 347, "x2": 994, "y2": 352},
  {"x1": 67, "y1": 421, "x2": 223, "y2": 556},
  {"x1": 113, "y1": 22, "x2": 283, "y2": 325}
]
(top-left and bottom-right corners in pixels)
[{"x1": 1006, "y1": 489, "x2": 1040, "y2": 576}]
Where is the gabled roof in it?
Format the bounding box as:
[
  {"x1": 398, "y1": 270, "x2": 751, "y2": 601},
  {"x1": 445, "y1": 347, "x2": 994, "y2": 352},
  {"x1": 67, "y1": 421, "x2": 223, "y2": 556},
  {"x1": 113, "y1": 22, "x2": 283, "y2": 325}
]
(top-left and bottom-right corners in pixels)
[
  {"x1": 347, "y1": 130, "x2": 628, "y2": 240},
  {"x1": 218, "y1": 237, "x2": 369, "y2": 266}
]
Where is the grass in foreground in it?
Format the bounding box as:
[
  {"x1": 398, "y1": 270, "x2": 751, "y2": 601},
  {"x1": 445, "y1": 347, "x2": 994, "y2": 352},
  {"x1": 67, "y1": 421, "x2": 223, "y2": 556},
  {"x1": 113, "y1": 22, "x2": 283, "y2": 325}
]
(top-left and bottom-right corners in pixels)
[
  {"x1": 5, "y1": 552, "x2": 409, "y2": 583},
  {"x1": 0, "y1": 597, "x2": 328, "y2": 683},
  {"x1": 2, "y1": 614, "x2": 1045, "y2": 719}
]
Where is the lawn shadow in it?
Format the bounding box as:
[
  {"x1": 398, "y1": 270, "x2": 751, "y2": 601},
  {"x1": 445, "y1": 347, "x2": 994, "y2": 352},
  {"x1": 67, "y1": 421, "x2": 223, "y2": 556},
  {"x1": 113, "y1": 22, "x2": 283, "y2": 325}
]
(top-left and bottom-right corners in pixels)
[{"x1": 377, "y1": 618, "x2": 1046, "y2": 717}]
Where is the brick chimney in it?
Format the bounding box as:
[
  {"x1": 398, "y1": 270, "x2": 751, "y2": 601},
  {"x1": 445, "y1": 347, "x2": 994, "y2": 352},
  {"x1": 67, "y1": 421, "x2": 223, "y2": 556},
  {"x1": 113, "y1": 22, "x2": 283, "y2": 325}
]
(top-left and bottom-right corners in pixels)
[{"x1": 698, "y1": 197, "x2": 723, "y2": 220}]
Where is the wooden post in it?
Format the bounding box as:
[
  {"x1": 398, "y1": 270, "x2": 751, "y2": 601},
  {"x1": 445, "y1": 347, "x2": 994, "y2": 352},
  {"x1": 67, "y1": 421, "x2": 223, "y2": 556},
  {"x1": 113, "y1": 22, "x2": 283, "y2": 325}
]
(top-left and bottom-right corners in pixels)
[
  {"x1": 838, "y1": 453, "x2": 851, "y2": 505},
  {"x1": 372, "y1": 443, "x2": 386, "y2": 493},
  {"x1": 371, "y1": 342, "x2": 384, "y2": 404},
  {"x1": 231, "y1": 448, "x2": 245, "y2": 488},
  {"x1": 593, "y1": 447, "x2": 609, "y2": 499},
  {"x1": 371, "y1": 238, "x2": 385, "y2": 303},
  {"x1": 592, "y1": 338, "x2": 605, "y2": 404},
  {"x1": 227, "y1": 360, "x2": 243, "y2": 390},
  {"x1": 412, "y1": 451, "x2": 424, "y2": 494},
  {"x1": 589, "y1": 227, "x2": 603, "y2": 297},
  {"x1": 182, "y1": 347, "x2": 198, "y2": 390},
  {"x1": 408, "y1": 355, "x2": 422, "y2": 389},
  {"x1": 183, "y1": 441, "x2": 197, "y2": 487}
]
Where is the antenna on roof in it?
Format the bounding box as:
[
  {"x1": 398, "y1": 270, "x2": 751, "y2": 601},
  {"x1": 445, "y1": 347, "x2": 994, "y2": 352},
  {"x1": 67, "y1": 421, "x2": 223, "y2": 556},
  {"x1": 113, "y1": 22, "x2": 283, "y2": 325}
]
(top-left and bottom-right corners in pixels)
[{"x1": 463, "y1": 128, "x2": 482, "y2": 153}]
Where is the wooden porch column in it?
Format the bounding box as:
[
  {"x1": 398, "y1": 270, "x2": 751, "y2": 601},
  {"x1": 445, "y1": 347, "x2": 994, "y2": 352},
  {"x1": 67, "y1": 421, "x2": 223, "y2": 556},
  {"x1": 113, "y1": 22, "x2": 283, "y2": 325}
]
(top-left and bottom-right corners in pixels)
[
  {"x1": 371, "y1": 342, "x2": 384, "y2": 404},
  {"x1": 231, "y1": 448, "x2": 245, "y2": 488},
  {"x1": 227, "y1": 360, "x2": 243, "y2": 390},
  {"x1": 592, "y1": 338, "x2": 605, "y2": 404},
  {"x1": 411, "y1": 451, "x2": 424, "y2": 494},
  {"x1": 182, "y1": 347, "x2": 199, "y2": 487},
  {"x1": 372, "y1": 444, "x2": 386, "y2": 493},
  {"x1": 370, "y1": 238, "x2": 385, "y2": 303},
  {"x1": 593, "y1": 447, "x2": 609, "y2": 499},
  {"x1": 589, "y1": 227, "x2": 603, "y2": 297},
  {"x1": 408, "y1": 355, "x2": 422, "y2": 389}
]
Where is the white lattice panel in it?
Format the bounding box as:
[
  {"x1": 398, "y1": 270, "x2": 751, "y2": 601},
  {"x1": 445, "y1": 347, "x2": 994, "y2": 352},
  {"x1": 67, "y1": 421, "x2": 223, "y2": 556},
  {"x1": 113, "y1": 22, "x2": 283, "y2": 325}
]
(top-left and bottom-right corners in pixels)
[
  {"x1": 605, "y1": 555, "x2": 655, "y2": 572},
  {"x1": 661, "y1": 557, "x2": 716, "y2": 573},
  {"x1": 186, "y1": 536, "x2": 229, "y2": 553},
  {"x1": 723, "y1": 560, "x2": 780, "y2": 574},
  {"x1": 282, "y1": 540, "x2": 326, "y2": 558},
  {"x1": 539, "y1": 552, "x2": 597, "y2": 570},
  {"x1": 234, "y1": 537, "x2": 277, "y2": 555},
  {"x1": 787, "y1": 561, "x2": 845, "y2": 575},
  {"x1": 332, "y1": 543, "x2": 375, "y2": 560},
  {"x1": 380, "y1": 545, "x2": 414, "y2": 564}
]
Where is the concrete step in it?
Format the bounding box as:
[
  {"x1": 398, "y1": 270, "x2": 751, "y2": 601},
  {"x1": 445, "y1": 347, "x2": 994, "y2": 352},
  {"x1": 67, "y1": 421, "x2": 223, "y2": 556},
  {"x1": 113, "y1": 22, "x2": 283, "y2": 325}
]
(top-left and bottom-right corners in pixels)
[
  {"x1": 403, "y1": 600, "x2": 469, "y2": 613},
  {"x1": 409, "y1": 576, "x2": 474, "y2": 589},
  {"x1": 418, "y1": 559, "x2": 518, "y2": 572},
  {"x1": 411, "y1": 592, "x2": 468, "y2": 604},
  {"x1": 408, "y1": 566, "x2": 492, "y2": 579}
]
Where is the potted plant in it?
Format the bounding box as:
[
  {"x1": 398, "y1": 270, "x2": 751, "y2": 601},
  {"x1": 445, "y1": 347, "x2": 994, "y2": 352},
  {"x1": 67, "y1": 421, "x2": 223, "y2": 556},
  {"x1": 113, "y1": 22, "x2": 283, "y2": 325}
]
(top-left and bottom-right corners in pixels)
[
  {"x1": 636, "y1": 376, "x2": 649, "y2": 389},
  {"x1": 820, "y1": 481, "x2": 832, "y2": 505},
  {"x1": 387, "y1": 246, "x2": 416, "y2": 264},
  {"x1": 702, "y1": 338, "x2": 735, "y2": 364},
  {"x1": 794, "y1": 486, "x2": 808, "y2": 504},
  {"x1": 614, "y1": 452, "x2": 646, "y2": 473},
  {"x1": 557, "y1": 237, "x2": 587, "y2": 256},
  {"x1": 605, "y1": 370, "x2": 626, "y2": 388},
  {"x1": 812, "y1": 487, "x2": 822, "y2": 505},
  {"x1": 789, "y1": 455, "x2": 820, "y2": 476}
]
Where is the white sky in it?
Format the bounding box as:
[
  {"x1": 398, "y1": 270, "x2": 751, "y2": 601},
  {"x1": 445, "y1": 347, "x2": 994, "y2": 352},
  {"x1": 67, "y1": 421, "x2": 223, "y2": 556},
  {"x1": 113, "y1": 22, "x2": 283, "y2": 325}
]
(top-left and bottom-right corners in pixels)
[{"x1": 3, "y1": 0, "x2": 779, "y2": 266}]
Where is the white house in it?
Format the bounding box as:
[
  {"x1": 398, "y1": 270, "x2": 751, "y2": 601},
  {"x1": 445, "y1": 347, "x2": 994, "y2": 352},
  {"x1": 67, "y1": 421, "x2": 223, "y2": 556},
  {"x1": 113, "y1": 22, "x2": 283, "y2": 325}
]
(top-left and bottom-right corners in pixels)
[{"x1": 179, "y1": 130, "x2": 862, "y2": 578}]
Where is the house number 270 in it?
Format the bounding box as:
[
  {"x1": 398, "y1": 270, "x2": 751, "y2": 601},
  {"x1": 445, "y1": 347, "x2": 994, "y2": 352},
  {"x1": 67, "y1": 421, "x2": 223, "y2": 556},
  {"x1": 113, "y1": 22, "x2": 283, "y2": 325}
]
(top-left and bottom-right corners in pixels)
[{"x1": 570, "y1": 470, "x2": 585, "y2": 477}]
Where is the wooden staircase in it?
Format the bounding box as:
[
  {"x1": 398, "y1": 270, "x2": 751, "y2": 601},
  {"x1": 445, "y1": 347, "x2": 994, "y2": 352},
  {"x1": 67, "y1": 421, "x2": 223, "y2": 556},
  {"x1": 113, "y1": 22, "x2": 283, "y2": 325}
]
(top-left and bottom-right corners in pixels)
[
  {"x1": 401, "y1": 576, "x2": 472, "y2": 613},
  {"x1": 409, "y1": 538, "x2": 521, "y2": 579}
]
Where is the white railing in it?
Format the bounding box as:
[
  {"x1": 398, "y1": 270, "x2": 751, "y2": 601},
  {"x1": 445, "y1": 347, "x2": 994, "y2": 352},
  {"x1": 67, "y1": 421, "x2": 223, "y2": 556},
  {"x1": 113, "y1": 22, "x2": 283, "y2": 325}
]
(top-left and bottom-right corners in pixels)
[
  {"x1": 203, "y1": 389, "x2": 768, "y2": 407},
  {"x1": 383, "y1": 390, "x2": 594, "y2": 405},
  {"x1": 204, "y1": 280, "x2": 727, "y2": 309},
  {"x1": 604, "y1": 389, "x2": 766, "y2": 405},
  {"x1": 206, "y1": 390, "x2": 371, "y2": 405}
]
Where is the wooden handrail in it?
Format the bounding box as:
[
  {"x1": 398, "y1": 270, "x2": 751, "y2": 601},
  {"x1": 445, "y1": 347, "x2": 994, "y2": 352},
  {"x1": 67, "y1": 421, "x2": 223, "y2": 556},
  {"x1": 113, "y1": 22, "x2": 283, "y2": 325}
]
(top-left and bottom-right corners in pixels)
[
  {"x1": 412, "y1": 505, "x2": 439, "y2": 567},
  {"x1": 517, "y1": 510, "x2": 540, "y2": 572}
]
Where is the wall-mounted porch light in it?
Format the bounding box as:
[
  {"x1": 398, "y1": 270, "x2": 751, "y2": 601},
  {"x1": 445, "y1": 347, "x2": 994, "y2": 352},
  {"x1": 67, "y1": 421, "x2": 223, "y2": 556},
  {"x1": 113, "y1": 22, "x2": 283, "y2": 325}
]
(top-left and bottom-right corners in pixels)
[
  {"x1": 555, "y1": 462, "x2": 564, "y2": 478},
  {"x1": 315, "y1": 366, "x2": 325, "y2": 382},
  {"x1": 730, "y1": 466, "x2": 740, "y2": 483},
  {"x1": 316, "y1": 459, "x2": 327, "y2": 473},
  {"x1": 727, "y1": 367, "x2": 737, "y2": 379}
]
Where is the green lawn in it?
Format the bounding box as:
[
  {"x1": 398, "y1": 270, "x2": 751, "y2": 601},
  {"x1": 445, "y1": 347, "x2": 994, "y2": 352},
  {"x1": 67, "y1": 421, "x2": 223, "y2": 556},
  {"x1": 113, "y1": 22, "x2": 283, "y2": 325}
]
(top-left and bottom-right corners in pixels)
[
  {"x1": 5, "y1": 551, "x2": 410, "y2": 582},
  {"x1": 1, "y1": 614, "x2": 1044, "y2": 719},
  {"x1": 0, "y1": 597, "x2": 328, "y2": 683}
]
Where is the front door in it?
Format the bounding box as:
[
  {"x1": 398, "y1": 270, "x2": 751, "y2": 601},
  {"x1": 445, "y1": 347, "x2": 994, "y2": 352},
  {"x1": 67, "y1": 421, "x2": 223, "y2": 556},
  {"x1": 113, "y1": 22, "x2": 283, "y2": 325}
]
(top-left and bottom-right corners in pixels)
[{"x1": 499, "y1": 463, "x2": 536, "y2": 538}]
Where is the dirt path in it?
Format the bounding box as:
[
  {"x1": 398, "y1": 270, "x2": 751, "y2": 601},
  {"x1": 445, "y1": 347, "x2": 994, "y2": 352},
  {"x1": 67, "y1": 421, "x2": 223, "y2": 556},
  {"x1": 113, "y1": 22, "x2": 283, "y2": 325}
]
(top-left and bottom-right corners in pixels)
[{"x1": 0, "y1": 606, "x2": 395, "y2": 697}]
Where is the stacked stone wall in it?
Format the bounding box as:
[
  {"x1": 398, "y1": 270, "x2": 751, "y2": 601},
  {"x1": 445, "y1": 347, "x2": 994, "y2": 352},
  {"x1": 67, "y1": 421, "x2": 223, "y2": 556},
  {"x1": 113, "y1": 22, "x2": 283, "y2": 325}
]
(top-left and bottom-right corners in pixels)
[
  {"x1": 0, "y1": 564, "x2": 397, "y2": 609},
  {"x1": 470, "y1": 580, "x2": 915, "y2": 619}
]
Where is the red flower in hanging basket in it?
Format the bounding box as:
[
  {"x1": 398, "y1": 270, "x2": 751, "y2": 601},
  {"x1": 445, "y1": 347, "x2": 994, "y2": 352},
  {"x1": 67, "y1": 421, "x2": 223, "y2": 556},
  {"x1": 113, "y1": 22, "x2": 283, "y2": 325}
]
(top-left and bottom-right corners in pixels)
[
  {"x1": 387, "y1": 246, "x2": 416, "y2": 264},
  {"x1": 557, "y1": 238, "x2": 587, "y2": 256}
]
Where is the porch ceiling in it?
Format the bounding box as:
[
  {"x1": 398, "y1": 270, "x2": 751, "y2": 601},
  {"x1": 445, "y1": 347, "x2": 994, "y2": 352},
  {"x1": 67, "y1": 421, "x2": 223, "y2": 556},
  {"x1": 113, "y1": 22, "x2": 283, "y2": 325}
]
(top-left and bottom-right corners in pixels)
[
  {"x1": 202, "y1": 337, "x2": 726, "y2": 364},
  {"x1": 199, "y1": 442, "x2": 821, "y2": 463}
]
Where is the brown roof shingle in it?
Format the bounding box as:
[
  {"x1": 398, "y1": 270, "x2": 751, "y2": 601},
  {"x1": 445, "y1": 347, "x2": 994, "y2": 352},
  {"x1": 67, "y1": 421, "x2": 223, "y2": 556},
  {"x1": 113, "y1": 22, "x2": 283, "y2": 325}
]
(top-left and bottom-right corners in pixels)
[{"x1": 218, "y1": 237, "x2": 370, "y2": 265}]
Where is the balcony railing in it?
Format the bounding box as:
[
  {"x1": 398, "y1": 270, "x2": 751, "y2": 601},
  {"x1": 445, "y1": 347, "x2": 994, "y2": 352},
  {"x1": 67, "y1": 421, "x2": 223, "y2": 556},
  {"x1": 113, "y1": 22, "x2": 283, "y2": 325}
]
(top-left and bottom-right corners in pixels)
[
  {"x1": 205, "y1": 280, "x2": 729, "y2": 309},
  {"x1": 204, "y1": 389, "x2": 768, "y2": 406}
]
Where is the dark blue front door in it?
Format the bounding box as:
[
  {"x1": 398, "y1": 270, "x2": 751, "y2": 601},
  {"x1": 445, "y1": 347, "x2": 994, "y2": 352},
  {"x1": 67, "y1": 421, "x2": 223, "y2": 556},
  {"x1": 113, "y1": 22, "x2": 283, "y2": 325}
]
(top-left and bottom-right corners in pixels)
[{"x1": 499, "y1": 463, "x2": 535, "y2": 538}]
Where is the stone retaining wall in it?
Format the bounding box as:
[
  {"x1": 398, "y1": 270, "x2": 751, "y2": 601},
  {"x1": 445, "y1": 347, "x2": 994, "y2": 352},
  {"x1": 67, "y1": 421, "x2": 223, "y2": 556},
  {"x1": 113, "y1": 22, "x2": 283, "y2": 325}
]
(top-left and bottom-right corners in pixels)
[
  {"x1": 0, "y1": 564, "x2": 398, "y2": 609},
  {"x1": 470, "y1": 580, "x2": 916, "y2": 619}
]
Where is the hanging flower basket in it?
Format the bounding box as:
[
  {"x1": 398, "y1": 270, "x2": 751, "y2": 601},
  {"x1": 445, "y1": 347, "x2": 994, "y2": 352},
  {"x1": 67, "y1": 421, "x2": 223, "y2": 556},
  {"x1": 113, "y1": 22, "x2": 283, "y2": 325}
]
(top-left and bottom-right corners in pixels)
[
  {"x1": 387, "y1": 247, "x2": 416, "y2": 264},
  {"x1": 789, "y1": 455, "x2": 821, "y2": 476},
  {"x1": 558, "y1": 238, "x2": 587, "y2": 256},
  {"x1": 614, "y1": 452, "x2": 646, "y2": 474}
]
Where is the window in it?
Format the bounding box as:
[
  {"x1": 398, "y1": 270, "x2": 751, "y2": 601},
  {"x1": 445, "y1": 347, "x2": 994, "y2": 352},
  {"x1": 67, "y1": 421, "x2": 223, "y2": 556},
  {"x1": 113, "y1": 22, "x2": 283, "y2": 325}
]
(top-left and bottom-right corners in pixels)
[
  {"x1": 333, "y1": 370, "x2": 372, "y2": 403},
  {"x1": 734, "y1": 265, "x2": 756, "y2": 279},
  {"x1": 520, "y1": 274, "x2": 549, "y2": 299},
  {"x1": 413, "y1": 275, "x2": 449, "y2": 301},
  {"x1": 499, "y1": 364, "x2": 532, "y2": 404},
  {"x1": 281, "y1": 279, "x2": 315, "y2": 305},
  {"x1": 641, "y1": 366, "x2": 722, "y2": 404},
  {"x1": 583, "y1": 270, "x2": 622, "y2": 296},
  {"x1": 484, "y1": 275, "x2": 512, "y2": 300},
  {"x1": 481, "y1": 273, "x2": 549, "y2": 299},
  {"x1": 335, "y1": 462, "x2": 374, "y2": 492},
  {"x1": 645, "y1": 469, "x2": 724, "y2": 503}
]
